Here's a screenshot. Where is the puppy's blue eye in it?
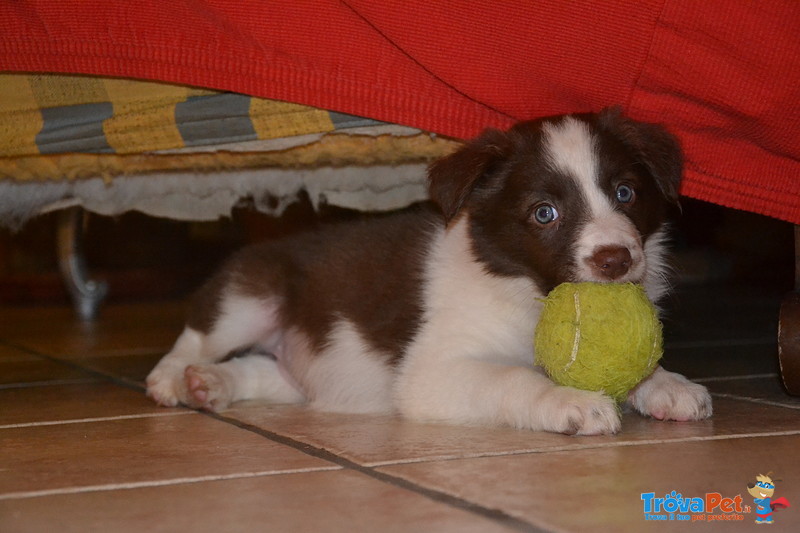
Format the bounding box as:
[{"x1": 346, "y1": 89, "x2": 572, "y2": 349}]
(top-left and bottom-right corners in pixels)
[
  {"x1": 533, "y1": 204, "x2": 559, "y2": 225},
  {"x1": 616, "y1": 184, "x2": 635, "y2": 204}
]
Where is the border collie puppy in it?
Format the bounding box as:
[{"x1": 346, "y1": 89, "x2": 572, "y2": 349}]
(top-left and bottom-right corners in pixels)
[{"x1": 146, "y1": 108, "x2": 711, "y2": 435}]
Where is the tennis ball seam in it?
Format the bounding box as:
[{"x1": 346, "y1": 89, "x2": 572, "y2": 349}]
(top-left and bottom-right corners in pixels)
[{"x1": 564, "y1": 289, "x2": 581, "y2": 373}]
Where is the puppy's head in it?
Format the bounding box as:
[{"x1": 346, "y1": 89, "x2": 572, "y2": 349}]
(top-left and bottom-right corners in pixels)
[{"x1": 428, "y1": 107, "x2": 682, "y2": 297}]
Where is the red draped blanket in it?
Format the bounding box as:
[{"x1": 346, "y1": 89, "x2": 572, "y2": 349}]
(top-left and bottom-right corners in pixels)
[{"x1": 2, "y1": 1, "x2": 798, "y2": 223}]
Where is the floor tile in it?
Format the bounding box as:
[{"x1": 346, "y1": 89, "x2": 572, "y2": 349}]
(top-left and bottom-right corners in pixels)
[
  {"x1": 223, "y1": 396, "x2": 800, "y2": 467},
  {"x1": 0, "y1": 382, "x2": 181, "y2": 426},
  {"x1": 0, "y1": 302, "x2": 185, "y2": 358},
  {"x1": 0, "y1": 344, "x2": 44, "y2": 362},
  {"x1": 79, "y1": 352, "x2": 163, "y2": 383},
  {"x1": 703, "y1": 374, "x2": 800, "y2": 408},
  {"x1": 227, "y1": 404, "x2": 555, "y2": 466},
  {"x1": 0, "y1": 469, "x2": 513, "y2": 533},
  {"x1": 0, "y1": 344, "x2": 95, "y2": 386},
  {"x1": 0, "y1": 413, "x2": 335, "y2": 497},
  {"x1": 379, "y1": 434, "x2": 800, "y2": 532},
  {"x1": 614, "y1": 397, "x2": 800, "y2": 440}
]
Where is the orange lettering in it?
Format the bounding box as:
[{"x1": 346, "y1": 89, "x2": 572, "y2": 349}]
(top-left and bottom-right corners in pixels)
[
  {"x1": 705, "y1": 493, "x2": 722, "y2": 512},
  {"x1": 733, "y1": 495, "x2": 743, "y2": 513}
]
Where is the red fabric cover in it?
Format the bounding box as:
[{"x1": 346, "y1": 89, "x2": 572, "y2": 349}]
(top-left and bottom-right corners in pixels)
[{"x1": 2, "y1": 1, "x2": 798, "y2": 223}]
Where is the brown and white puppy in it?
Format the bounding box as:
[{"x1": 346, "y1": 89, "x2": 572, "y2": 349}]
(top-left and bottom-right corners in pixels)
[{"x1": 146, "y1": 108, "x2": 711, "y2": 435}]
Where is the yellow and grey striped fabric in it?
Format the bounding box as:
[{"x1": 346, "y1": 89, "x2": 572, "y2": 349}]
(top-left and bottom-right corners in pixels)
[{"x1": 0, "y1": 74, "x2": 381, "y2": 157}]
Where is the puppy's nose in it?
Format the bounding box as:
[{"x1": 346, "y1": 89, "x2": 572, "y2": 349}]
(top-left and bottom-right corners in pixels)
[{"x1": 589, "y1": 246, "x2": 632, "y2": 280}]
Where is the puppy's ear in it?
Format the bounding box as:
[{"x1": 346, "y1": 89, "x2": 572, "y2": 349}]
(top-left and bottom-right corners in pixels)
[
  {"x1": 599, "y1": 107, "x2": 683, "y2": 204},
  {"x1": 428, "y1": 129, "x2": 511, "y2": 222}
]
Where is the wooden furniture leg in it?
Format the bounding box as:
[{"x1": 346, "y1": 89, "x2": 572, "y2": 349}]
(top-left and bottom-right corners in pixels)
[{"x1": 779, "y1": 225, "x2": 800, "y2": 395}]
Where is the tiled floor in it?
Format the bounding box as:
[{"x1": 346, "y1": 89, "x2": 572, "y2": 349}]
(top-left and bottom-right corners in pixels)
[{"x1": 2, "y1": 286, "x2": 799, "y2": 532}]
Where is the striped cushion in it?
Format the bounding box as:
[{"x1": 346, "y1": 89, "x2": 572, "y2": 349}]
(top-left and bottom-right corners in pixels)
[{"x1": 0, "y1": 74, "x2": 381, "y2": 156}]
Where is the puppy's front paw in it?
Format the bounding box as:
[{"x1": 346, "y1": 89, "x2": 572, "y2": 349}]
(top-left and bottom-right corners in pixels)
[
  {"x1": 628, "y1": 367, "x2": 712, "y2": 421},
  {"x1": 540, "y1": 386, "x2": 621, "y2": 435},
  {"x1": 146, "y1": 362, "x2": 188, "y2": 407},
  {"x1": 184, "y1": 364, "x2": 233, "y2": 412}
]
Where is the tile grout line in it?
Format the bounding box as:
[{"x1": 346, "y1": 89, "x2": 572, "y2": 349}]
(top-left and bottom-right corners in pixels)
[
  {"x1": 361, "y1": 429, "x2": 800, "y2": 468},
  {"x1": 0, "y1": 339, "x2": 151, "y2": 395},
  {"x1": 693, "y1": 372, "x2": 779, "y2": 382},
  {"x1": 0, "y1": 378, "x2": 99, "y2": 390},
  {"x1": 0, "y1": 411, "x2": 198, "y2": 430},
  {"x1": 0, "y1": 467, "x2": 343, "y2": 501},
  {"x1": 207, "y1": 411, "x2": 543, "y2": 533},
  {"x1": 0, "y1": 339, "x2": 204, "y2": 426},
  {"x1": 710, "y1": 392, "x2": 800, "y2": 410}
]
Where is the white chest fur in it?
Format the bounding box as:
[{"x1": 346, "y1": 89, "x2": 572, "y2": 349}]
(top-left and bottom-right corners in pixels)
[{"x1": 397, "y1": 216, "x2": 542, "y2": 389}]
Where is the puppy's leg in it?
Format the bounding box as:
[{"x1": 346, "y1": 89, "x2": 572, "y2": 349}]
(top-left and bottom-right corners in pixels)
[
  {"x1": 146, "y1": 326, "x2": 208, "y2": 407},
  {"x1": 397, "y1": 359, "x2": 620, "y2": 435},
  {"x1": 146, "y1": 292, "x2": 283, "y2": 407},
  {"x1": 627, "y1": 366, "x2": 712, "y2": 421},
  {"x1": 184, "y1": 354, "x2": 305, "y2": 412}
]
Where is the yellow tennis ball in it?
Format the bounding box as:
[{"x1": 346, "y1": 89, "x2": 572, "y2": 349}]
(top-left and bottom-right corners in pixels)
[{"x1": 534, "y1": 282, "x2": 662, "y2": 402}]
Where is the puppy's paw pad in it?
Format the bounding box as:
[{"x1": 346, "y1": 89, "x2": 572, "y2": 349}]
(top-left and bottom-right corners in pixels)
[
  {"x1": 184, "y1": 365, "x2": 232, "y2": 412},
  {"x1": 629, "y1": 369, "x2": 712, "y2": 422}
]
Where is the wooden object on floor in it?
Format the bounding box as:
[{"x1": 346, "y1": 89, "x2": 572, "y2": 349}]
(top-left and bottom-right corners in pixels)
[{"x1": 779, "y1": 226, "x2": 800, "y2": 395}]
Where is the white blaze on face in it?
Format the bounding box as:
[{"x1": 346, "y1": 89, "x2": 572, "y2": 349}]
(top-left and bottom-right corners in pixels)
[
  {"x1": 542, "y1": 117, "x2": 646, "y2": 283},
  {"x1": 542, "y1": 117, "x2": 600, "y2": 199}
]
